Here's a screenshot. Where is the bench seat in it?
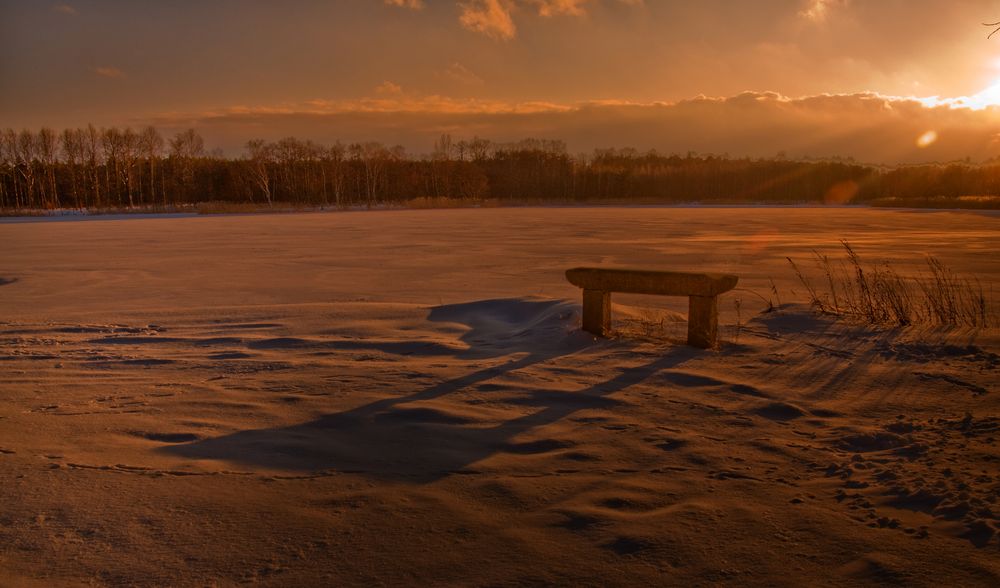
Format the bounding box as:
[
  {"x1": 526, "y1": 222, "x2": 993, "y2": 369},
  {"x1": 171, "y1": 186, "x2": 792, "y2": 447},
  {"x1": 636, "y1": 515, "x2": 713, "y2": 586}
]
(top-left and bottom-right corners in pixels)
[{"x1": 565, "y1": 267, "x2": 739, "y2": 348}]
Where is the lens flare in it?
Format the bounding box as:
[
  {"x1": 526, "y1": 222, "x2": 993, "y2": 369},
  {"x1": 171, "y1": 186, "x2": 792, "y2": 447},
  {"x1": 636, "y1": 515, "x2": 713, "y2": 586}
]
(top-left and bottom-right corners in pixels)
[
  {"x1": 824, "y1": 180, "x2": 859, "y2": 204},
  {"x1": 916, "y1": 130, "x2": 938, "y2": 148}
]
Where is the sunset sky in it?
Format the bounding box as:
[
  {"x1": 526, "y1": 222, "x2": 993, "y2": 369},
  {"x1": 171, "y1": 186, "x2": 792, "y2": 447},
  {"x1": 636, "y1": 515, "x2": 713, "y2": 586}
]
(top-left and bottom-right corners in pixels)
[{"x1": 3, "y1": 0, "x2": 1000, "y2": 163}]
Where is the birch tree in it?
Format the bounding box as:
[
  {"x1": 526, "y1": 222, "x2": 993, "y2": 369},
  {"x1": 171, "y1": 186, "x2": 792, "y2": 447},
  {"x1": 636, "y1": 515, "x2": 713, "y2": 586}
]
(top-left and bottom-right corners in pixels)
[
  {"x1": 139, "y1": 126, "x2": 164, "y2": 205},
  {"x1": 169, "y1": 129, "x2": 204, "y2": 201},
  {"x1": 37, "y1": 127, "x2": 60, "y2": 208},
  {"x1": 245, "y1": 139, "x2": 274, "y2": 205}
]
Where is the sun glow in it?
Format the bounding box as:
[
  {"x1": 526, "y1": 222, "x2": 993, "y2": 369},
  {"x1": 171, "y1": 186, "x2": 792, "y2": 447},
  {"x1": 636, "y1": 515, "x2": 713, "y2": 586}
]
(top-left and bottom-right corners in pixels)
[
  {"x1": 967, "y1": 80, "x2": 1000, "y2": 109},
  {"x1": 916, "y1": 80, "x2": 1000, "y2": 110}
]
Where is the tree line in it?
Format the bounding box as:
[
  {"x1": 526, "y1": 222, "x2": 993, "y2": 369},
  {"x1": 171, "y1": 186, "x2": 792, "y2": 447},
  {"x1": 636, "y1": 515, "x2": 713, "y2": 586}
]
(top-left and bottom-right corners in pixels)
[{"x1": 2, "y1": 126, "x2": 999, "y2": 210}]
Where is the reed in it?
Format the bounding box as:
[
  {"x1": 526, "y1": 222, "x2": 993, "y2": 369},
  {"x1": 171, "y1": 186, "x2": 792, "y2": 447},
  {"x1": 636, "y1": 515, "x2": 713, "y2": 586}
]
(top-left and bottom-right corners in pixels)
[{"x1": 788, "y1": 241, "x2": 994, "y2": 327}]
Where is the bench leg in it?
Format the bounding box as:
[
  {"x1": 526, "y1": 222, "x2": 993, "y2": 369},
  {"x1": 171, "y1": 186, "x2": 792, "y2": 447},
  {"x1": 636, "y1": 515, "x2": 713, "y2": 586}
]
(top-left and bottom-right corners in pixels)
[
  {"x1": 687, "y1": 295, "x2": 718, "y2": 349},
  {"x1": 581, "y1": 289, "x2": 611, "y2": 336}
]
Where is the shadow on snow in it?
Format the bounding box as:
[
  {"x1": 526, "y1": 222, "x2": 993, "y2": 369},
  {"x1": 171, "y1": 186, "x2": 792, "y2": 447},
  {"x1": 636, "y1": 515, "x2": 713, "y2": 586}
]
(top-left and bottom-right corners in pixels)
[{"x1": 162, "y1": 297, "x2": 699, "y2": 482}]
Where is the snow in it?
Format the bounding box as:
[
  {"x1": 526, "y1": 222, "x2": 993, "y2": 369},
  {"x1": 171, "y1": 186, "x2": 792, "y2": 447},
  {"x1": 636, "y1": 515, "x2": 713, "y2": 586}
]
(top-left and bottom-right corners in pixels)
[{"x1": 1, "y1": 207, "x2": 997, "y2": 585}]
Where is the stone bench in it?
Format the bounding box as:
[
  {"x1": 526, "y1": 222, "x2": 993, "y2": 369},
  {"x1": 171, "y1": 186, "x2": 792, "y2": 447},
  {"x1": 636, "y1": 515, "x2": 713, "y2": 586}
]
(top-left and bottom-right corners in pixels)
[{"x1": 565, "y1": 267, "x2": 739, "y2": 348}]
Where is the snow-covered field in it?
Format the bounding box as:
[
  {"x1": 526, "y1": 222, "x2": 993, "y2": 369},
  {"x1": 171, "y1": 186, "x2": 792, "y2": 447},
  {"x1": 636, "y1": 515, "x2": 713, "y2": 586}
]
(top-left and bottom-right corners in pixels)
[{"x1": 1, "y1": 207, "x2": 998, "y2": 586}]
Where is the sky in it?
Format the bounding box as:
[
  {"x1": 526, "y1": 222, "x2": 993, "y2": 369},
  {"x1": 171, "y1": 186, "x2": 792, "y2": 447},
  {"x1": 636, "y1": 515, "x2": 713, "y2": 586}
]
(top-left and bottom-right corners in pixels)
[{"x1": 2, "y1": 0, "x2": 1000, "y2": 163}]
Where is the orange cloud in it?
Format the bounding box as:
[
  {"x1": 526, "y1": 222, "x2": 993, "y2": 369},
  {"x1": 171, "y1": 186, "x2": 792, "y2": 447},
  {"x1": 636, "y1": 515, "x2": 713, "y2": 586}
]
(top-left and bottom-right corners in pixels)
[
  {"x1": 456, "y1": 0, "x2": 641, "y2": 39},
  {"x1": 52, "y1": 3, "x2": 77, "y2": 15},
  {"x1": 144, "y1": 91, "x2": 1000, "y2": 164},
  {"x1": 799, "y1": 0, "x2": 847, "y2": 23},
  {"x1": 297, "y1": 95, "x2": 568, "y2": 115},
  {"x1": 384, "y1": 0, "x2": 424, "y2": 8},
  {"x1": 531, "y1": 0, "x2": 588, "y2": 17},
  {"x1": 94, "y1": 66, "x2": 125, "y2": 78},
  {"x1": 375, "y1": 81, "x2": 404, "y2": 96},
  {"x1": 459, "y1": 0, "x2": 517, "y2": 40},
  {"x1": 437, "y1": 62, "x2": 485, "y2": 86}
]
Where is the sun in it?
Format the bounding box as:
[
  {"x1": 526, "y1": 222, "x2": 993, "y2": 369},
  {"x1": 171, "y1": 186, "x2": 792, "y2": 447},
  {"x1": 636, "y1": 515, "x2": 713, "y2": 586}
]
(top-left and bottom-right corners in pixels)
[
  {"x1": 966, "y1": 79, "x2": 1000, "y2": 109},
  {"x1": 915, "y1": 79, "x2": 1000, "y2": 110}
]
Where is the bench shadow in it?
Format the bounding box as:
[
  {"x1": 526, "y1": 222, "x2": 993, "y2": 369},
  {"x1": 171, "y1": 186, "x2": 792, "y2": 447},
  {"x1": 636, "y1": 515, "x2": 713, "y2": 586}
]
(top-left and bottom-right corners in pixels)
[{"x1": 162, "y1": 297, "x2": 697, "y2": 482}]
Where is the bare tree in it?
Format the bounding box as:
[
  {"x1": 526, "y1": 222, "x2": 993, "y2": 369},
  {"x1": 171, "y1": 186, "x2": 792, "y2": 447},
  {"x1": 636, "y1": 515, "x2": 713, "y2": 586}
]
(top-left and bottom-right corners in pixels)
[
  {"x1": 37, "y1": 128, "x2": 60, "y2": 208},
  {"x1": 467, "y1": 136, "x2": 492, "y2": 162},
  {"x1": 169, "y1": 129, "x2": 204, "y2": 201},
  {"x1": 325, "y1": 142, "x2": 346, "y2": 207},
  {"x1": 245, "y1": 139, "x2": 274, "y2": 205},
  {"x1": 82, "y1": 125, "x2": 103, "y2": 207},
  {"x1": 455, "y1": 161, "x2": 489, "y2": 200},
  {"x1": 1, "y1": 130, "x2": 21, "y2": 207},
  {"x1": 432, "y1": 133, "x2": 453, "y2": 161},
  {"x1": 429, "y1": 134, "x2": 455, "y2": 198},
  {"x1": 116, "y1": 128, "x2": 143, "y2": 207},
  {"x1": 61, "y1": 129, "x2": 84, "y2": 207},
  {"x1": 169, "y1": 128, "x2": 205, "y2": 159},
  {"x1": 273, "y1": 137, "x2": 304, "y2": 200},
  {"x1": 138, "y1": 126, "x2": 164, "y2": 205},
  {"x1": 4, "y1": 122, "x2": 1000, "y2": 211},
  {"x1": 303, "y1": 140, "x2": 324, "y2": 204},
  {"x1": 349, "y1": 141, "x2": 391, "y2": 207},
  {"x1": 101, "y1": 127, "x2": 124, "y2": 205},
  {"x1": 15, "y1": 130, "x2": 37, "y2": 207}
]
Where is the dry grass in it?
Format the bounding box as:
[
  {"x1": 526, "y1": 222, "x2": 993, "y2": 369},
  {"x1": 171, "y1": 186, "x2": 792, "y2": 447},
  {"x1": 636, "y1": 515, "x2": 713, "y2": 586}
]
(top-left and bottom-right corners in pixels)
[
  {"x1": 732, "y1": 297, "x2": 743, "y2": 344},
  {"x1": 195, "y1": 201, "x2": 268, "y2": 214},
  {"x1": 612, "y1": 305, "x2": 687, "y2": 342},
  {"x1": 398, "y1": 197, "x2": 504, "y2": 209},
  {"x1": 396, "y1": 197, "x2": 569, "y2": 209},
  {"x1": 868, "y1": 195, "x2": 1000, "y2": 210},
  {"x1": 194, "y1": 201, "x2": 332, "y2": 214},
  {"x1": 0, "y1": 205, "x2": 186, "y2": 217},
  {"x1": 788, "y1": 241, "x2": 994, "y2": 327}
]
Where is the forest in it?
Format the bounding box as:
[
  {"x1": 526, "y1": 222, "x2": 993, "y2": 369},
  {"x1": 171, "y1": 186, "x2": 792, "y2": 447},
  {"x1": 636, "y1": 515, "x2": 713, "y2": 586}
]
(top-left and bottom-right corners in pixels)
[{"x1": 2, "y1": 126, "x2": 999, "y2": 211}]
